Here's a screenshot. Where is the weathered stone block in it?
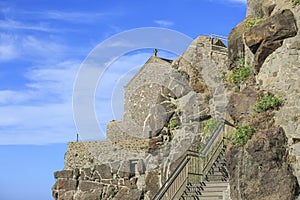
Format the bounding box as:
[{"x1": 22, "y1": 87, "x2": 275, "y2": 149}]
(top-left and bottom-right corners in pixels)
[
  {"x1": 228, "y1": 87, "x2": 258, "y2": 122},
  {"x1": 113, "y1": 187, "x2": 142, "y2": 200},
  {"x1": 78, "y1": 181, "x2": 103, "y2": 192},
  {"x1": 53, "y1": 190, "x2": 75, "y2": 200},
  {"x1": 149, "y1": 105, "x2": 169, "y2": 135},
  {"x1": 53, "y1": 179, "x2": 77, "y2": 191},
  {"x1": 81, "y1": 168, "x2": 92, "y2": 180},
  {"x1": 95, "y1": 164, "x2": 112, "y2": 179},
  {"x1": 118, "y1": 161, "x2": 131, "y2": 178},
  {"x1": 74, "y1": 189, "x2": 103, "y2": 200},
  {"x1": 54, "y1": 170, "x2": 73, "y2": 179},
  {"x1": 145, "y1": 170, "x2": 160, "y2": 198}
]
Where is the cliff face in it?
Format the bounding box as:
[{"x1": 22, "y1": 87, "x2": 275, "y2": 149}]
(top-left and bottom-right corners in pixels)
[
  {"x1": 226, "y1": 0, "x2": 300, "y2": 199},
  {"x1": 227, "y1": 110, "x2": 299, "y2": 200},
  {"x1": 52, "y1": 1, "x2": 300, "y2": 199}
]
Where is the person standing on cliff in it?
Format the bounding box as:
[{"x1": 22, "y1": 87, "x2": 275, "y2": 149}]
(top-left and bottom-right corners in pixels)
[{"x1": 153, "y1": 48, "x2": 157, "y2": 56}]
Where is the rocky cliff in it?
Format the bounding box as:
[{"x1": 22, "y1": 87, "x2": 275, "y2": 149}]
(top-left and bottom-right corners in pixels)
[
  {"x1": 226, "y1": 0, "x2": 300, "y2": 199},
  {"x1": 52, "y1": 36, "x2": 229, "y2": 200},
  {"x1": 52, "y1": 0, "x2": 300, "y2": 199}
]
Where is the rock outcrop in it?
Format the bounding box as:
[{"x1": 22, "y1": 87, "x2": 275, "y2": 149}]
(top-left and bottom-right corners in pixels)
[
  {"x1": 227, "y1": 111, "x2": 299, "y2": 200},
  {"x1": 244, "y1": 9, "x2": 298, "y2": 72},
  {"x1": 226, "y1": 0, "x2": 300, "y2": 199}
]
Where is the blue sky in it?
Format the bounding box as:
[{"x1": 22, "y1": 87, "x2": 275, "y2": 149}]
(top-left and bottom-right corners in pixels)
[{"x1": 0, "y1": 0, "x2": 246, "y2": 199}]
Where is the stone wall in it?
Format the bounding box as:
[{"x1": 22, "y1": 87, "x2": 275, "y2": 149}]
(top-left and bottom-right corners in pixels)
[
  {"x1": 53, "y1": 163, "x2": 144, "y2": 200},
  {"x1": 64, "y1": 141, "x2": 148, "y2": 170}
]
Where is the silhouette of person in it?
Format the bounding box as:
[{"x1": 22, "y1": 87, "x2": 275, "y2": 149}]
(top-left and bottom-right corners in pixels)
[{"x1": 153, "y1": 48, "x2": 158, "y2": 57}]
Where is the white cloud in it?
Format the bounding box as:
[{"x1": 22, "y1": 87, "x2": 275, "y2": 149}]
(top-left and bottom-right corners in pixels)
[
  {"x1": 0, "y1": 90, "x2": 31, "y2": 104},
  {"x1": 0, "y1": 103, "x2": 76, "y2": 145},
  {"x1": 0, "y1": 34, "x2": 19, "y2": 61},
  {"x1": 38, "y1": 11, "x2": 116, "y2": 23},
  {"x1": 0, "y1": 60, "x2": 81, "y2": 144},
  {"x1": 0, "y1": 33, "x2": 75, "y2": 62},
  {"x1": 21, "y1": 36, "x2": 69, "y2": 59},
  {"x1": 154, "y1": 20, "x2": 174, "y2": 27},
  {"x1": 0, "y1": 44, "x2": 17, "y2": 61},
  {"x1": 0, "y1": 19, "x2": 55, "y2": 32}
]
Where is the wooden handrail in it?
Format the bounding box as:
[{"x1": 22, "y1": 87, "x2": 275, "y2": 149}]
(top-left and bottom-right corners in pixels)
[
  {"x1": 152, "y1": 156, "x2": 190, "y2": 200},
  {"x1": 152, "y1": 121, "x2": 225, "y2": 199}
]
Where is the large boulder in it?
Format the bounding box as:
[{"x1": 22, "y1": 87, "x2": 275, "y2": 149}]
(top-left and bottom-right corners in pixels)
[
  {"x1": 244, "y1": 9, "x2": 298, "y2": 73},
  {"x1": 227, "y1": 113, "x2": 299, "y2": 200},
  {"x1": 227, "y1": 19, "x2": 247, "y2": 68},
  {"x1": 149, "y1": 104, "x2": 169, "y2": 135},
  {"x1": 227, "y1": 87, "x2": 258, "y2": 123}
]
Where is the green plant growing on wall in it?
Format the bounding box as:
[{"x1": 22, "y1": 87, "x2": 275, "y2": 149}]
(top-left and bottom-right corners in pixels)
[
  {"x1": 235, "y1": 57, "x2": 245, "y2": 68},
  {"x1": 168, "y1": 119, "x2": 178, "y2": 129},
  {"x1": 227, "y1": 125, "x2": 256, "y2": 147},
  {"x1": 167, "y1": 103, "x2": 177, "y2": 109},
  {"x1": 245, "y1": 18, "x2": 263, "y2": 28},
  {"x1": 291, "y1": 0, "x2": 299, "y2": 7},
  {"x1": 204, "y1": 118, "x2": 220, "y2": 135},
  {"x1": 205, "y1": 94, "x2": 212, "y2": 103},
  {"x1": 226, "y1": 58, "x2": 252, "y2": 89},
  {"x1": 292, "y1": 115, "x2": 299, "y2": 122},
  {"x1": 254, "y1": 94, "x2": 283, "y2": 113}
]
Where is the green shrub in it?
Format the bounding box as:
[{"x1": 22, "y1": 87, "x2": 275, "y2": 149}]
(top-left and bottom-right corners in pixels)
[
  {"x1": 254, "y1": 94, "x2": 283, "y2": 113},
  {"x1": 245, "y1": 18, "x2": 262, "y2": 28},
  {"x1": 235, "y1": 58, "x2": 245, "y2": 68},
  {"x1": 227, "y1": 66, "x2": 252, "y2": 86},
  {"x1": 204, "y1": 118, "x2": 220, "y2": 135},
  {"x1": 168, "y1": 119, "x2": 178, "y2": 129},
  {"x1": 205, "y1": 94, "x2": 212, "y2": 103},
  {"x1": 291, "y1": 0, "x2": 300, "y2": 7},
  {"x1": 167, "y1": 103, "x2": 177, "y2": 109},
  {"x1": 227, "y1": 125, "x2": 256, "y2": 146},
  {"x1": 226, "y1": 58, "x2": 252, "y2": 89}
]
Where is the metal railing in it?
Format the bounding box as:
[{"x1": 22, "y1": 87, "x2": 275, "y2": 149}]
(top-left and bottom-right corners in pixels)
[
  {"x1": 209, "y1": 34, "x2": 228, "y2": 55},
  {"x1": 152, "y1": 122, "x2": 225, "y2": 200}
]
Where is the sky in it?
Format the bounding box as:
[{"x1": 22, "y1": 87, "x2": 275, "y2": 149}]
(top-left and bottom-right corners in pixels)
[{"x1": 0, "y1": 0, "x2": 246, "y2": 199}]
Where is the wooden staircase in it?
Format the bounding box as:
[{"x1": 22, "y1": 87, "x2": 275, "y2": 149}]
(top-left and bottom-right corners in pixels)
[
  {"x1": 152, "y1": 122, "x2": 230, "y2": 200},
  {"x1": 180, "y1": 145, "x2": 229, "y2": 200}
]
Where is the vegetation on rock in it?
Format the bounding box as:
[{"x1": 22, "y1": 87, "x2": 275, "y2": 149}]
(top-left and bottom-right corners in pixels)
[
  {"x1": 254, "y1": 93, "x2": 283, "y2": 113},
  {"x1": 168, "y1": 119, "x2": 178, "y2": 129},
  {"x1": 245, "y1": 18, "x2": 263, "y2": 28},
  {"x1": 226, "y1": 58, "x2": 252, "y2": 90},
  {"x1": 226, "y1": 125, "x2": 256, "y2": 147},
  {"x1": 291, "y1": 0, "x2": 299, "y2": 7},
  {"x1": 204, "y1": 118, "x2": 220, "y2": 135}
]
